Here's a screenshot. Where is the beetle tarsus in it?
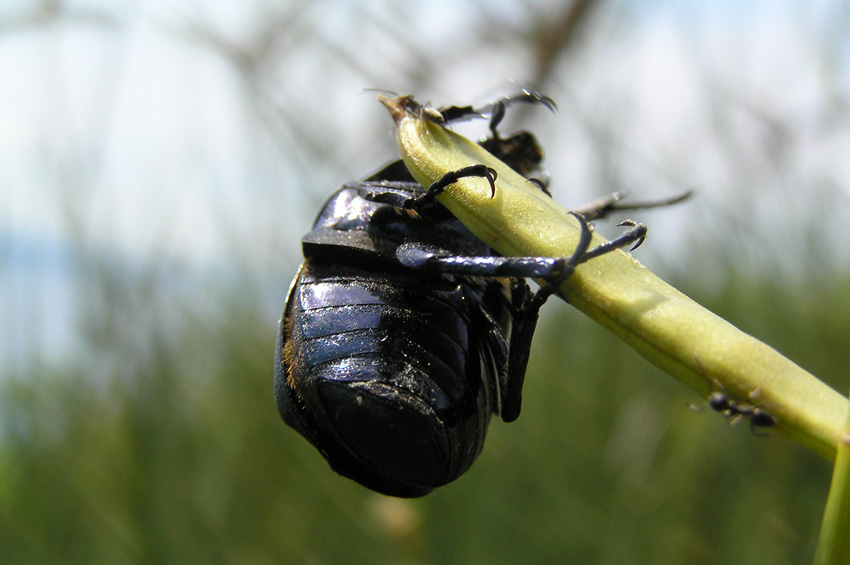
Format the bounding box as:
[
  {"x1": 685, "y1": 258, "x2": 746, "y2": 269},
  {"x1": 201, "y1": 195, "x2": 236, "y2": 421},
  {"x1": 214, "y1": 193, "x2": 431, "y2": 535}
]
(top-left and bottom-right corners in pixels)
[
  {"x1": 527, "y1": 213, "x2": 594, "y2": 309},
  {"x1": 406, "y1": 165, "x2": 497, "y2": 208},
  {"x1": 580, "y1": 220, "x2": 647, "y2": 261}
]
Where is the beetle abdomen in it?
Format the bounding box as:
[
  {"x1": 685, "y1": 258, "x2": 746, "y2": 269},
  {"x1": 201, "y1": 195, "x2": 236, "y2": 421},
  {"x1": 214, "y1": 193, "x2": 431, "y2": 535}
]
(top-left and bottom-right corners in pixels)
[{"x1": 276, "y1": 261, "x2": 496, "y2": 497}]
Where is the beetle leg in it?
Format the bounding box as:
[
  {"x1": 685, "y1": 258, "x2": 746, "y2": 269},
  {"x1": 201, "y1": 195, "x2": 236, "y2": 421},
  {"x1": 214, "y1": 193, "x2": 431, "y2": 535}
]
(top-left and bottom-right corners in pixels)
[
  {"x1": 527, "y1": 177, "x2": 553, "y2": 197},
  {"x1": 527, "y1": 215, "x2": 650, "y2": 311},
  {"x1": 481, "y1": 90, "x2": 557, "y2": 139},
  {"x1": 497, "y1": 215, "x2": 592, "y2": 422},
  {"x1": 397, "y1": 242, "x2": 572, "y2": 278},
  {"x1": 437, "y1": 90, "x2": 557, "y2": 137},
  {"x1": 397, "y1": 215, "x2": 646, "y2": 299},
  {"x1": 471, "y1": 283, "x2": 515, "y2": 417},
  {"x1": 394, "y1": 214, "x2": 591, "y2": 280},
  {"x1": 525, "y1": 213, "x2": 595, "y2": 308},
  {"x1": 404, "y1": 165, "x2": 498, "y2": 209},
  {"x1": 499, "y1": 214, "x2": 648, "y2": 421},
  {"x1": 571, "y1": 192, "x2": 627, "y2": 221},
  {"x1": 573, "y1": 190, "x2": 693, "y2": 221},
  {"x1": 356, "y1": 165, "x2": 497, "y2": 209},
  {"x1": 582, "y1": 220, "x2": 647, "y2": 259},
  {"x1": 498, "y1": 301, "x2": 537, "y2": 422},
  {"x1": 388, "y1": 214, "x2": 645, "y2": 423}
]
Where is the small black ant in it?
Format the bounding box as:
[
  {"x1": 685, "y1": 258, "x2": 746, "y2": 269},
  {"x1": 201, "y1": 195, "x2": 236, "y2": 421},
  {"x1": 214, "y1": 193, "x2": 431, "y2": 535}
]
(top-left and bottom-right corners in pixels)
[
  {"x1": 706, "y1": 390, "x2": 776, "y2": 434},
  {"x1": 690, "y1": 384, "x2": 776, "y2": 435}
]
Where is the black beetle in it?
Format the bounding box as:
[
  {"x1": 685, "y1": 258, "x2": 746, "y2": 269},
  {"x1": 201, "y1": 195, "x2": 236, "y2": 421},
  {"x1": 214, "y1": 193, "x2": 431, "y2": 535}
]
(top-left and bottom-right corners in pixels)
[{"x1": 275, "y1": 93, "x2": 661, "y2": 497}]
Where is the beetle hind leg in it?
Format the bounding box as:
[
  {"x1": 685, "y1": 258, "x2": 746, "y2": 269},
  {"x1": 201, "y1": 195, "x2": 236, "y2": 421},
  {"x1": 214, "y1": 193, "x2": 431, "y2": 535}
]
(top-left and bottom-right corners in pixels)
[{"x1": 574, "y1": 190, "x2": 693, "y2": 221}]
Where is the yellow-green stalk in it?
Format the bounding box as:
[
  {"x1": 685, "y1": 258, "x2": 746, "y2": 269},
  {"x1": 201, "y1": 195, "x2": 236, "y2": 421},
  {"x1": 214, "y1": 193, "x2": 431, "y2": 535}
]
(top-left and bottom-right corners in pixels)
[{"x1": 380, "y1": 94, "x2": 848, "y2": 460}]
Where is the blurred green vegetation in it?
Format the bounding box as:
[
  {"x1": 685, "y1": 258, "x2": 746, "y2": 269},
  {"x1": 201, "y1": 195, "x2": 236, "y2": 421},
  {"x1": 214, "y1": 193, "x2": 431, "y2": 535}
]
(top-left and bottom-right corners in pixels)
[{"x1": 2, "y1": 268, "x2": 846, "y2": 564}]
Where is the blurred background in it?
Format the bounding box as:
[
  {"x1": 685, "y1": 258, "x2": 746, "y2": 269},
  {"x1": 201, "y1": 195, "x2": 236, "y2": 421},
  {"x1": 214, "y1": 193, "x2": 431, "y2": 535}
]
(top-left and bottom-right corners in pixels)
[{"x1": 2, "y1": 0, "x2": 850, "y2": 563}]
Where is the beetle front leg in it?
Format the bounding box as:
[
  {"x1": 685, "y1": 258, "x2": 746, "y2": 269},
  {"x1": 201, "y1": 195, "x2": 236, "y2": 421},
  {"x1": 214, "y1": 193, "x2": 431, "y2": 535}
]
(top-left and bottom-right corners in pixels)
[
  {"x1": 403, "y1": 164, "x2": 497, "y2": 209},
  {"x1": 356, "y1": 165, "x2": 496, "y2": 209}
]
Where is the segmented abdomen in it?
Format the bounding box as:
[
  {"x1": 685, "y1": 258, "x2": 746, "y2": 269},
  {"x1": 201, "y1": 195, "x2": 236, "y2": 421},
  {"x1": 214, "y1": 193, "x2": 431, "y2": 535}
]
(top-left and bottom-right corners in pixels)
[{"x1": 278, "y1": 260, "x2": 496, "y2": 496}]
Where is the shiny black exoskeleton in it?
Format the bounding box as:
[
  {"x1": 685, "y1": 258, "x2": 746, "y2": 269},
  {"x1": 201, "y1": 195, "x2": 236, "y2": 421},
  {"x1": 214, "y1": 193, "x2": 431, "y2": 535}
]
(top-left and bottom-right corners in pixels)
[{"x1": 275, "y1": 93, "x2": 651, "y2": 497}]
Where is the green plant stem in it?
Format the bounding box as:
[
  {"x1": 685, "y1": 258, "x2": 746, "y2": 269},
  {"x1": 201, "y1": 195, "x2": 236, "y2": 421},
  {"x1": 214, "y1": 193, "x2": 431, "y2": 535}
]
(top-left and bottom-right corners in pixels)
[
  {"x1": 815, "y1": 392, "x2": 850, "y2": 564},
  {"x1": 380, "y1": 95, "x2": 849, "y2": 460}
]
